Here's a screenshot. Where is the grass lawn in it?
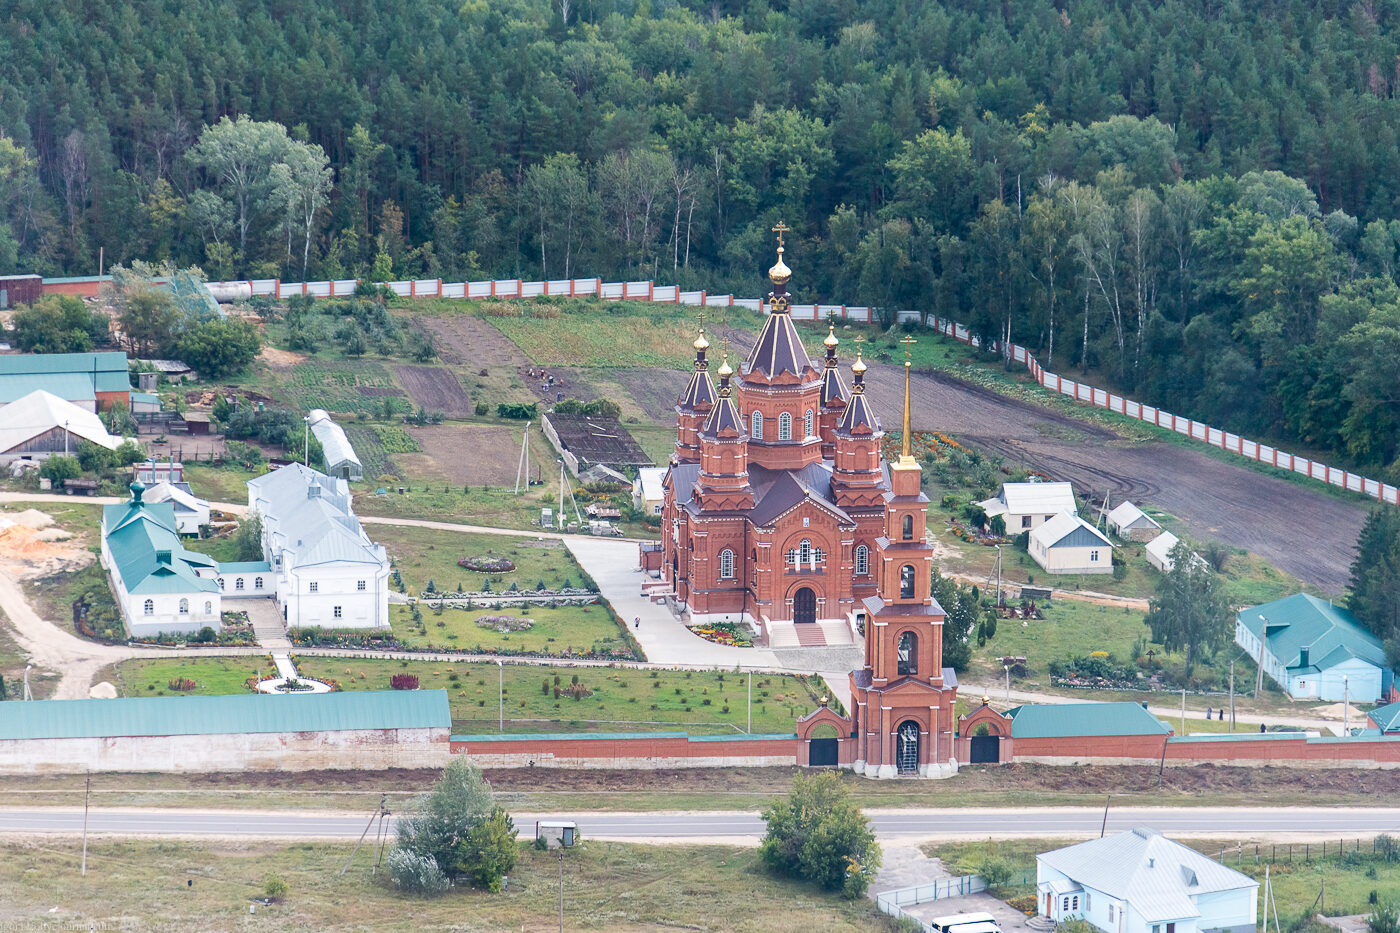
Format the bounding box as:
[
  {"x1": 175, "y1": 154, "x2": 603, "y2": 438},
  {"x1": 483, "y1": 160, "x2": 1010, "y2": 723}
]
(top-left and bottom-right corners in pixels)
[
  {"x1": 970, "y1": 599, "x2": 1150, "y2": 681},
  {"x1": 289, "y1": 657, "x2": 822, "y2": 734},
  {"x1": 182, "y1": 532, "x2": 244, "y2": 563},
  {"x1": 389, "y1": 603, "x2": 631, "y2": 657},
  {"x1": 928, "y1": 837, "x2": 1400, "y2": 918},
  {"x1": 183, "y1": 463, "x2": 260, "y2": 504},
  {"x1": 371, "y1": 526, "x2": 590, "y2": 595},
  {"x1": 0, "y1": 838, "x2": 891, "y2": 933},
  {"x1": 116, "y1": 657, "x2": 277, "y2": 697},
  {"x1": 355, "y1": 482, "x2": 559, "y2": 531}
]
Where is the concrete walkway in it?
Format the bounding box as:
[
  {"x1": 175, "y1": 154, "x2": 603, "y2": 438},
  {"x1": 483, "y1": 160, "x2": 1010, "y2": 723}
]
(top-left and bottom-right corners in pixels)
[
  {"x1": 242, "y1": 597, "x2": 290, "y2": 651},
  {"x1": 563, "y1": 537, "x2": 781, "y2": 669}
]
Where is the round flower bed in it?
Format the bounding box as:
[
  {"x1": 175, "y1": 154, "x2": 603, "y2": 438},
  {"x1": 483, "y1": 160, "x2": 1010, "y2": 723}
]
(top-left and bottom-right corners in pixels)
[
  {"x1": 688, "y1": 622, "x2": 753, "y2": 647},
  {"x1": 458, "y1": 556, "x2": 516, "y2": 572}
]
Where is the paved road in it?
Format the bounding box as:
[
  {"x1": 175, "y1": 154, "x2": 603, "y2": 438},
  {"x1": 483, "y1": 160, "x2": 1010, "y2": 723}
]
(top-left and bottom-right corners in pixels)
[{"x1": 5, "y1": 806, "x2": 1397, "y2": 841}]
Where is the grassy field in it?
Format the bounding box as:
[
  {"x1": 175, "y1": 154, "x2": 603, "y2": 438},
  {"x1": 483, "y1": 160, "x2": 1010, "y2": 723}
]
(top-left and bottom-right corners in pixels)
[
  {"x1": 371, "y1": 526, "x2": 590, "y2": 595},
  {"x1": 929, "y1": 837, "x2": 1400, "y2": 918},
  {"x1": 183, "y1": 463, "x2": 260, "y2": 504},
  {"x1": 116, "y1": 657, "x2": 276, "y2": 697},
  {"x1": 0, "y1": 838, "x2": 893, "y2": 933},
  {"x1": 388, "y1": 603, "x2": 632, "y2": 657},
  {"x1": 969, "y1": 599, "x2": 1149, "y2": 680}
]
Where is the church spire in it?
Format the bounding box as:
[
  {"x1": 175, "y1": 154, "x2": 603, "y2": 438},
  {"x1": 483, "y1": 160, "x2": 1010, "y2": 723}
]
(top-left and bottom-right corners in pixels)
[{"x1": 899, "y1": 335, "x2": 916, "y2": 466}]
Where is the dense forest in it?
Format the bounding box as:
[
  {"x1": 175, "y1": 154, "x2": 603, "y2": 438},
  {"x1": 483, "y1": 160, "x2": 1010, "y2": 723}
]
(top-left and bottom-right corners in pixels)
[{"x1": 3, "y1": 0, "x2": 1400, "y2": 476}]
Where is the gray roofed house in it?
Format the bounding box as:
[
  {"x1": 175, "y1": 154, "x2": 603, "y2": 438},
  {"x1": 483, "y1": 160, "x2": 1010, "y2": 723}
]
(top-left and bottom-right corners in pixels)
[
  {"x1": 248, "y1": 463, "x2": 390, "y2": 628},
  {"x1": 307, "y1": 408, "x2": 363, "y2": 481},
  {"x1": 1107, "y1": 501, "x2": 1162, "y2": 542},
  {"x1": 1037, "y1": 828, "x2": 1258, "y2": 933},
  {"x1": 1029, "y1": 510, "x2": 1115, "y2": 575}
]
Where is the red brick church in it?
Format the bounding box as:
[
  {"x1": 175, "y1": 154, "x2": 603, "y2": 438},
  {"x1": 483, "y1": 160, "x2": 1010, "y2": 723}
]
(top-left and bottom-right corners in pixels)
[{"x1": 661, "y1": 230, "x2": 959, "y2": 777}]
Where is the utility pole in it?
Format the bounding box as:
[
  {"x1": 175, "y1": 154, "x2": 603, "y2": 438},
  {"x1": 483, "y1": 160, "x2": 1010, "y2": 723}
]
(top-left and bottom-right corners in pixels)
[
  {"x1": 1100, "y1": 794, "x2": 1111, "y2": 837},
  {"x1": 1004, "y1": 664, "x2": 1011, "y2": 704},
  {"x1": 303, "y1": 416, "x2": 310, "y2": 467},
  {"x1": 747, "y1": 670, "x2": 752, "y2": 734},
  {"x1": 994, "y1": 545, "x2": 1002, "y2": 608},
  {"x1": 498, "y1": 659, "x2": 504, "y2": 732},
  {"x1": 558, "y1": 850, "x2": 566, "y2": 933},
  {"x1": 514, "y1": 422, "x2": 532, "y2": 495},
  {"x1": 81, "y1": 773, "x2": 90, "y2": 876},
  {"x1": 1343, "y1": 676, "x2": 1350, "y2": 735},
  {"x1": 1229, "y1": 661, "x2": 1235, "y2": 733},
  {"x1": 1180, "y1": 688, "x2": 1186, "y2": 735}
]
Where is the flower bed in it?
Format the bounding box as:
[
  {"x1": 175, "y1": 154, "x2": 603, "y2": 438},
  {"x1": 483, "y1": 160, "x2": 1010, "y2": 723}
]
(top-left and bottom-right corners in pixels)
[
  {"x1": 288, "y1": 625, "x2": 640, "y2": 661},
  {"x1": 457, "y1": 556, "x2": 516, "y2": 573},
  {"x1": 687, "y1": 621, "x2": 753, "y2": 647},
  {"x1": 475, "y1": 615, "x2": 534, "y2": 633}
]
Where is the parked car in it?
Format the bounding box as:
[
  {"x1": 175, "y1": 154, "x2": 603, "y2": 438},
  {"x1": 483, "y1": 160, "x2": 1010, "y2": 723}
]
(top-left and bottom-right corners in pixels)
[{"x1": 929, "y1": 913, "x2": 1002, "y2": 933}]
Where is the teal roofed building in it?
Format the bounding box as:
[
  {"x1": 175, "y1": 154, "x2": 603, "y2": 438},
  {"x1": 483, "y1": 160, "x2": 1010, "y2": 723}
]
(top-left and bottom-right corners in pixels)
[
  {"x1": 101, "y1": 482, "x2": 222, "y2": 638},
  {"x1": 1235, "y1": 593, "x2": 1392, "y2": 703},
  {"x1": 1006, "y1": 702, "x2": 1172, "y2": 739},
  {"x1": 0, "y1": 351, "x2": 130, "y2": 411}
]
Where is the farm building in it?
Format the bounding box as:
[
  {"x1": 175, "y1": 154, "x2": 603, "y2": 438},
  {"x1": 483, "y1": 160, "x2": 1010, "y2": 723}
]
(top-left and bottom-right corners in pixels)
[
  {"x1": 130, "y1": 391, "x2": 161, "y2": 415},
  {"x1": 1029, "y1": 511, "x2": 1114, "y2": 575},
  {"x1": 0, "y1": 274, "x2": 42, "y2": 308},
  {"x1": 633, "y1": 466, "x2": 666, "y2": 515},
  {"x1": 138, "y1": 359, "x2": 194, "y2": 382},
  {"x1": 1146, "y1": 531, "x2": 1181, "y2": 572},
  {"x1": 0, "y1": 389, "x2": 123, "y2": 465},
  {"x1": 1036, "y1": 828, "x2": 1257, "y2": 933},
  {"x1": 1106, "y1": 501, "x2": 1161, "y2": 541},
  {"x1": 0, "y1": 351, "x2": 130, "y2": 411},
  {"x1": 979, "y1": 481, "x2": 1078, "y2": 533},
  {"x1": 307, "y1": 408, "x2": 363, "y2": 481},
  {"x1": 142, "y1": 481, "x2": 210, "y2": 534},
  {"x1": 1369, "y1": 702, "x2": 1400, "y2": 734},
  {"x1": 1235, "y1": 593, "x2": 1391, "y2": 703},
  {"x1": 101, "y1": 482, "x2": 222, "y2": 638},
  {"x1": 249, "y1": 463, "x2": 390, "y2": 629},
  {"x1": 134, "y1": 460, "x2": 183, "y2": 485},
  {"x1": 543, "y1": 412, "x2": 653, "y2": 478},
  {"x1": 0, "y1": 690, "x2": 452, "y2": 774}
]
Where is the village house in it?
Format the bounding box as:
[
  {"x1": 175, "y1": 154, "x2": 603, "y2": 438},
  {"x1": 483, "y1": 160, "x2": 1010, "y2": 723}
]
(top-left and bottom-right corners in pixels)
[
  {"x1": 978, "y1": 481, "x2": 1078, "y2": 534},
  {"x1": 1235, "y1": 592, "x2": 1391, "y2": 703},
  {"x1": 1107, "y1": 501, "x2": 1162, "y2": 541},
  {"x1": 1029, "y1": 511, "x2": 1115, "y2": 575}
]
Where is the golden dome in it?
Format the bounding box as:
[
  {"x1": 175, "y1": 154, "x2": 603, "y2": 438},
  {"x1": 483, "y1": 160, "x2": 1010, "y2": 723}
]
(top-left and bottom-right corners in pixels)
[
  {"x1": 851, "y1": 348, "x2": 867, "y2": 375},
  {"x1": 717, "y1": 353, "x2": 734, "y2": 379},
  {"x1": 768, "y1": 246, "x2": 792, "y2": 286},
  {"x1": 824, "y1": 324, "x2": 839, "y2": 348},
  {"x1": 694, "y1": 327, "x2": 710, "y2": 352}
]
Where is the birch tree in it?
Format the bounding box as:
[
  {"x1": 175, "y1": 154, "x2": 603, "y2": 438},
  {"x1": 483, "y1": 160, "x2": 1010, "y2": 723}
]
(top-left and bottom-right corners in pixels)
[
  {"x1": 187, "y1": 115, "x2": 293, "y2": 261},
  {"x1": 271, "y1": 141, "x2": 334, "y2": 279}
]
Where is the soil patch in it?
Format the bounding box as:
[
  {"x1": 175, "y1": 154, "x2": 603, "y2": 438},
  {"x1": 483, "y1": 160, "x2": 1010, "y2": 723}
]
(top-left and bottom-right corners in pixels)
[
  {"x1": 413, "y1": 314, "x2": 527, "y2": 368},
  {"x1": 394, "y1": 365, "x2": 474, "y2": 417},
  {"x1": 0, "y1": 512, "x2": 92, "y2": 579},
  {"x1": 407, "y1": 423, "x2": 522, "y2": 485},
  {"x1": 258, "y1": 346, "x2": 306, "y2": 368},
  {"x1": 612, "y1": 367, "x2": 692, "y2": 421}
]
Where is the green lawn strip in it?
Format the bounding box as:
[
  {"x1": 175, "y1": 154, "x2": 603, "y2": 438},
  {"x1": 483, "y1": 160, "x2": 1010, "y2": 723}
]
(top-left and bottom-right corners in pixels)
[
  {"x1": 0, "y1": 839, "x2": 887, "y2": 933},
  {"x1": 182, "y1": 534, "x2": 243, "y2": 563},
  {"x1": 354, "y1": 482, "x2": 558, "y2": 531},
  {"x1": 182, "y1": 464, "x2": 260, "y2": 504},
  {"x1": 371, "y1": 525, "x2": 589, "y2": 595},
  {"x1": 118, "y1": 657, "x2": 277, "y2": 697},
  {"x1": 288, "y1": 657, "x2": 818, "y2": 735},
  {"x1": 389, "y1": 603, "x2": 630, "y2": 657},
  {"x1": 927, "y1": 837, "x2": 1400, "y2": 917}
]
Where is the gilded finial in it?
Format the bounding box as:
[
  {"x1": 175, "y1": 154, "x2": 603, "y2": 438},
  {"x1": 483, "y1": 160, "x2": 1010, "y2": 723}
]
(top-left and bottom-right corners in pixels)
[
  {"x1": 717, "y1": 342, "x2": 734, "y2": 396},
  {"x1": 899, "y1": 335, "x2": 916, "y2": 464},
  {"x1": 768, "y1": 221, "x2": 792, "y2": 287},
  {"x1": 824, "y1": 324, "x2": 839, "y2": 349},
  {"x1": 694, "y1": 326, "x2": 710, "y2": 353},
  {"x1": 850, "y1": 337, "x2": 867, "y2": 393}
]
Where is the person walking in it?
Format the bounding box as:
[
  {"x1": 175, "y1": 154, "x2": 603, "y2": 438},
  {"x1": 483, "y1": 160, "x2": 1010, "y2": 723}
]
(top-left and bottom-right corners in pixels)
[{"x1": 633, "y1": 616, "x2": 640, "y2": 629}]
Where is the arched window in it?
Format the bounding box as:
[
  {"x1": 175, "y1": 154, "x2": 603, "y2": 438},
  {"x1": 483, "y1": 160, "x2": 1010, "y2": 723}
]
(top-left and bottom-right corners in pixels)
[
  {"x1": 178, "y1": 598, "x2": 189, "y2": 615},
  {"x1": 778, "y1": 411, "x2": 792, "y2": 440},
  {"x1": 751, "y1": 411, "x2": 763, "y2": 438},
  {"x1": 204, "y1": 602, "x2": 212, "y2": 614},
  {"x1": 718, "y1": 548, "x2": 735, "y2": 580},
  {"x1": 902, "y1": 514, "x2": 914, "y2": 540},
  {"x1": 897, "y1": 631, "x2": 918, "y2": 675},
  {"x1": 143, "y1": 599, "x2": 154, "y2": 616},
  {"x1": 235, "y1": 577, "x2": 245, "y2": 591},
  {"x1": 855, "y1": 545, "x2": 870, "y2": 576},
  {"x1": 804, "y1": 409, "x2": 814, "y2": 437},
  {"x1": 899, "y1": 564, "x2": 916, "y2": 599},
  {"x1": 799, "y1": 538, "x2": 812, "y2": 565},
  {"x1": 751, "y1": 549, "x2": 758, "y2": 584}
]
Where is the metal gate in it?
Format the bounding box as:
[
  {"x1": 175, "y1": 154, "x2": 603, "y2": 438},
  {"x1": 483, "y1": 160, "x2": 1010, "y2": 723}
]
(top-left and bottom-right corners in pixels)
[
  {"x1": 969, "y1": 734, "x2": 1000, "y2": 763},
  {"x1": 897, "y1": 722, "x2": 920, "y2": 774},
  {"x1": 809, "y1": 737, "x2": 838, "y2": 767}
]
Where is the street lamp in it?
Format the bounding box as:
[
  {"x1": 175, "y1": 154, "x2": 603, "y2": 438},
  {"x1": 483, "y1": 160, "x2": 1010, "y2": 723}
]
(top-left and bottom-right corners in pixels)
[
  {"x1": 64, "y1": 419, "x2": 70, "y2": 457},
  {"x1": 1343, "y1": 675, "x2": 1349, "y2": 736},
  {"x1": 1004, "y1": 664, "x2": 1011, "y2": 704},
  {"x1": 302, "y1": 415, "x2": 310, "y2": 467},
  {"x1": 497, "y1": 659, "x2": 504, "y2": 732}
]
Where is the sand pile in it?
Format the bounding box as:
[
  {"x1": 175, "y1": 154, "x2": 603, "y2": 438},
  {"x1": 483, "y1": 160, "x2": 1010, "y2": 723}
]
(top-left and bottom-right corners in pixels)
[{"x1": 0, "y1": 512, "x2": 93, "y2": 578}]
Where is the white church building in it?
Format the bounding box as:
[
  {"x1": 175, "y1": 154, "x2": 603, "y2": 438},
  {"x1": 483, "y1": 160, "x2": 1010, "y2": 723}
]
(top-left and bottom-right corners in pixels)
[{"x1": 248, "y1": 464, "x2": 390, "y2": 629}]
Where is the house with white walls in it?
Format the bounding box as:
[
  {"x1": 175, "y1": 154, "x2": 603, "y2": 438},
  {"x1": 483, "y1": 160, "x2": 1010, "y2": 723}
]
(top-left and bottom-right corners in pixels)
[{"x1": 248, "y1": 463, "x2": 389, "y2": 629}]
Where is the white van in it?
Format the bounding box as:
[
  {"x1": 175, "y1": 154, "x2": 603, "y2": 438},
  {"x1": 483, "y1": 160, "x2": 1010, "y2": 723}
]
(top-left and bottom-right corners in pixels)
[{"x1": 929, "y1": 913, "x2": 1002, "y2": 933}]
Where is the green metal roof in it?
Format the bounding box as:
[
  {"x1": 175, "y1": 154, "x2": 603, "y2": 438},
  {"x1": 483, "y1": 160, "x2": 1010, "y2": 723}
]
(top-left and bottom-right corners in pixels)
[
  {"x1": 0, "y1": 373, "x2": 97, "y2": 403},
  {"x1": 0, "y1": 690, "x2": 452, "y2": 740},
  {"x1": 218, "y1": 561, "x2": 272, "y2": 573},
  {"x1": 1006, "y1": 702, "x2": 1172, "y2": 739},
  {"x1": 131, "y1": 392, "x2": 160, "y2": 405},
  {"x1": 1370, "y1": 701, "x2": 1400, "y2": 734},
  {"x1": 0, "y1": 351, "x2": 129, "y2": 394},
  {"x1": 103, "y1": 498, "x2": 218, "y2": 595},
  {"x1": 1236, "y1": 593, "x2": 1385, "y2": 673}
]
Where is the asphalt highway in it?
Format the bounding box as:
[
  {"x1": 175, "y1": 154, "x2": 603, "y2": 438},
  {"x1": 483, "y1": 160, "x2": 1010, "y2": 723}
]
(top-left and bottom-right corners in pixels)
[{"x1": 2, "y1": 806, "x2": 1398, "y2": 842}]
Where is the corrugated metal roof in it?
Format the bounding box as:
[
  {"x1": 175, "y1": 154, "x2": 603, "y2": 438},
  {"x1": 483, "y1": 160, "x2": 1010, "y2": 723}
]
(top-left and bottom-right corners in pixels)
[
  {"x1": 1007, "y1": 702, "x2": 1170, "y2": 739},
  {"x1": 0, "y1": 351, "x2": 129, "y2": 393},
  {"x1": 218, "y1": 561, "x2": 272, "y2": 573},
  {"x1": 1107, "y1": 501, "x2": 1158, "y2": 530},
  {"x1": 0, "y1": 389, "x2": 121, "y2": 452},
  {"x1": 251, "y1": 464, "x2": 386, "y2": 571},
  {"x1": 102, "y1": 496, "x2": 219, "y2": 595},
  {"x1": 1236, "y1": 593, "x2": 1385, "y2": 672},
  {"x1": 307, "y1": 409, "x2": 362, "y2": 473},
  {"x1": 1370, "y1": 701, "x2": 1400, "y2": 733},
  {"x1": 1146, "y1": 531, "x2": 1180, "y2": 562},
  {"x1": 636, "y1": 467, "x2": 666, "y2": 501},
  {"x1": 0, "y1": 690, "x2": 451, "y2": 740},
  {"x1": 1030, "y1": 511, "x2": 1113, "y2": 550},
  {"x1": 1038, "y1": 828, "x2": 1256, "y2": 922},
  {"x1": 1000, "y1": 481, "x2": 1076, "y2": 515}
]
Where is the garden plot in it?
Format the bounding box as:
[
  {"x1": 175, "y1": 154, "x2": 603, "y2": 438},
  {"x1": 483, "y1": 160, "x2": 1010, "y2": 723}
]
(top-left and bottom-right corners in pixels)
[
  {"x1": 283, "y1": 361, "x2": 402, "y2": 416},
  {"x1": 394, "y1": 365, "x2": 475, "y2": 417},
  {"x1": 405, "y1": 423, "x2": 536, "y2": 486},
  {"x1": 411, "y1": 310, "x2": 529, "y2": 367},
  {"x1": 342, "y1": 424, "x2": 421, "y2": 482},
  {"x1": 612, "y1": 367, "x2": 691, "y2": 421},
  {"x1": 373, "y1": 525, "x2": 588, "y2": 594}
]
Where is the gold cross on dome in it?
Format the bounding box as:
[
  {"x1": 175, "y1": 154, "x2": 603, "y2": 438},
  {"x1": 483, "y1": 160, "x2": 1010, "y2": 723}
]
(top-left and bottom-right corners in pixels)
[
  {"x1": 900, "y1": 334, "x2": 916, "y2": 361},
  {"x1": 772, "y1": 220, "x2": 789, "y2": 248}
]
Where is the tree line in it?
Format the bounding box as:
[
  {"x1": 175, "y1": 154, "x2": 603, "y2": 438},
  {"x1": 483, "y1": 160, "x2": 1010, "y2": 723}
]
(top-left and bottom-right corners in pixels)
[{"x1": 5, "y1": 0, "x2": 1400, "y2": 474}]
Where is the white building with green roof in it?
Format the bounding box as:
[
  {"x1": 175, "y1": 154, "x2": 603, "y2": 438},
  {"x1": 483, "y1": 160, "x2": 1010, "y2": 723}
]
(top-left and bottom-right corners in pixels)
[
  {"x1": 101, "y1": 482, "x2": 222, "y2": 637},
  {"x1": 1236, "y1": 593, "x2": 1391, "y2": 702}
]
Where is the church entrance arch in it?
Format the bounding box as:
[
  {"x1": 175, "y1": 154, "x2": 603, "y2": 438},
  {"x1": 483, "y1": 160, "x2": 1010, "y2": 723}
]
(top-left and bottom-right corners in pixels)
[
  {"x1": 793, "y1": 586, "x2": 816, "y2": 624},
  {"x1": 896, "y1": 721, "x2": 921, "y2": 774}
]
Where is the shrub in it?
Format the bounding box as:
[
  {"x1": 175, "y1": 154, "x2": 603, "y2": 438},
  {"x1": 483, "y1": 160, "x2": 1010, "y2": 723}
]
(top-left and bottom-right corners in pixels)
[
  {"x1": 387, "y1": 849, "x2": 451, "y2": 896},
  {"x1": 39, "y1": 455, "x2": 81, "y2": 488},
  {"x1": 167, "y1": 678, "x2": 197, "y2": 692},
  {"x1": 262, "y1": 873, "x2": 289, "y2": 900},
  {"x1": 391, "y1": 673, "x2": 420, "y2": 690},
  {"x1": 759, "y1": 771, "x2": 880, "y2": 899}
]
